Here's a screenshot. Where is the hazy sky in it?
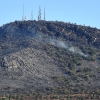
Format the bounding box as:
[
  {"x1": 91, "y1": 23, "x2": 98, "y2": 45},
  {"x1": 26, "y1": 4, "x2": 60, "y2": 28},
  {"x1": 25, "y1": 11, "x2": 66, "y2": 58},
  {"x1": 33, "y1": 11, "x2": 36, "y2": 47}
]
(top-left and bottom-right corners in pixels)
[{"x1": 0, "y1": 0, "x2": 100, "y2": 29}]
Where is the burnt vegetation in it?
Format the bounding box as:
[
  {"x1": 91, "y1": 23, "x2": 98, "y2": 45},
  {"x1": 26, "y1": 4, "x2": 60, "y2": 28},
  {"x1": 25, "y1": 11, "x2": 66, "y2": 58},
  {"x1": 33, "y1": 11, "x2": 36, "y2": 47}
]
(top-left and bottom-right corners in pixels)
[{"x1": 0, "y1": 20, "x2": 100, "y2": 99}]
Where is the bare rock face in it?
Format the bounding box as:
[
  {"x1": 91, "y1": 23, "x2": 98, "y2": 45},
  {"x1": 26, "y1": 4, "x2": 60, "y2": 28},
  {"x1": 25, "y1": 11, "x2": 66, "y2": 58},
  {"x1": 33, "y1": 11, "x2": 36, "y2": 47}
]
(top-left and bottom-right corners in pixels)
[{"x1": 0, "y1": 44, "x2": 67, "y2": 89}]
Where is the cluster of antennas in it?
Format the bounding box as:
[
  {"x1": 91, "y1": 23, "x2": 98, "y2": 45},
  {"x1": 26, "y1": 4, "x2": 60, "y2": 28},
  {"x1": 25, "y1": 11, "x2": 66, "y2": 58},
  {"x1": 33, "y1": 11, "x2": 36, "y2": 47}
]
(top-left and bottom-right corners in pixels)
[
  {"x1": 38, "y1": 6, "x2": 45, "y2": 21},
  {"x1": 22, "y1": 5, "x2": 25, "y2": 21},
  {"x1": 22, "y1": 5, "x2": 45, "y2": 21}
]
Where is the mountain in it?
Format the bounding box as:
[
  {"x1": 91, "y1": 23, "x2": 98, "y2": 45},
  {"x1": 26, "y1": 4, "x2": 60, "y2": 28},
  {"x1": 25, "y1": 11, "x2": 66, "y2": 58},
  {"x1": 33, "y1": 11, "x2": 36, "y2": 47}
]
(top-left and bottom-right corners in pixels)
[{"x1": 0, "y1": 20, "x2": 100, "y2": 99}]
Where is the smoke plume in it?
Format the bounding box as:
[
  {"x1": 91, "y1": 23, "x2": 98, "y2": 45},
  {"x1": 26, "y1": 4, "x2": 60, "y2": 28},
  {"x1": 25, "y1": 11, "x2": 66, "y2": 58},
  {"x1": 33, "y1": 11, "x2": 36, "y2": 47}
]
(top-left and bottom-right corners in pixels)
[{"x1": 31, "y1": 31, "x2": 87, "y2": 57}]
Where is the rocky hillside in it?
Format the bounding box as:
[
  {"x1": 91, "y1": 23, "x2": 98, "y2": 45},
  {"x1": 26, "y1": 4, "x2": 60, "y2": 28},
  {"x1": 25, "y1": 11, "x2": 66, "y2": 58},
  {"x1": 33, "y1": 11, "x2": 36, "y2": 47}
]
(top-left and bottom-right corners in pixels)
[{"x1": 0, "y1": 20, "x2": 100, "y2": 97}]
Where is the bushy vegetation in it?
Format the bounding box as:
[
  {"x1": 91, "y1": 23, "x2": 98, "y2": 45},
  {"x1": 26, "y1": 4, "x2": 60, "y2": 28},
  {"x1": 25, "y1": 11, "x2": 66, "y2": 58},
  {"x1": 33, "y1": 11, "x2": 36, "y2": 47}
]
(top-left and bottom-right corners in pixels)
[{"x1": 0, "y1": 20, "x2": 100, "y2": 99}]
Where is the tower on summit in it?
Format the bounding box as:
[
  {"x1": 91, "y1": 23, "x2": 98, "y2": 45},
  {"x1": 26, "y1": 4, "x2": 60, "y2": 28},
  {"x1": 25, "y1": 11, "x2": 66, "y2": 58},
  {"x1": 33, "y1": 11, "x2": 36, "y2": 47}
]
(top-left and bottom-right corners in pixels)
[
  {"x1": 30, "y1": 10, "x2": 33, "y2": 20},
  {"x1": 22, "y1": 5, "x2": 24, "y2": 21},
  {"x1": 22, "y1": 5, "x2": 26, "y2": 21},
  {"x1": 44, "y1": 7, "x2": 45, "y2": 21},
  {"x1": 38, "y1": 6, "x2": 42, "y2": 21}
]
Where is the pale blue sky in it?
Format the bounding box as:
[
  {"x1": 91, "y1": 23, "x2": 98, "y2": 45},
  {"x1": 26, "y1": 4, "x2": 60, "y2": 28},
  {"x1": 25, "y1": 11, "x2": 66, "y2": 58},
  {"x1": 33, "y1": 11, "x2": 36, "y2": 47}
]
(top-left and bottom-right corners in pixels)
[{"x1": 0, "y1": 0, "x2": 100, "y2": 29}]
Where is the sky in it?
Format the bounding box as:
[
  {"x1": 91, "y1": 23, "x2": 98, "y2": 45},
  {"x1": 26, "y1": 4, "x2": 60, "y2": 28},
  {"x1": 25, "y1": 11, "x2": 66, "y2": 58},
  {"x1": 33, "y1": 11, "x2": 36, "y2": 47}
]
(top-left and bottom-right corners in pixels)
[{"x1": 0, "y1": 0, "x2": 100, "y2": 29}]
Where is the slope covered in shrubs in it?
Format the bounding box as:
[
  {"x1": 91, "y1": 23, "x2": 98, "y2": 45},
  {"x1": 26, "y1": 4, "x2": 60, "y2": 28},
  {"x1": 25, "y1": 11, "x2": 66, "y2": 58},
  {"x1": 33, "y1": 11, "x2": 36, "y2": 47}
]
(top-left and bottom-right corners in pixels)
[{"x1": 0, "y1": 20, "x2": 100, "y2": 99}]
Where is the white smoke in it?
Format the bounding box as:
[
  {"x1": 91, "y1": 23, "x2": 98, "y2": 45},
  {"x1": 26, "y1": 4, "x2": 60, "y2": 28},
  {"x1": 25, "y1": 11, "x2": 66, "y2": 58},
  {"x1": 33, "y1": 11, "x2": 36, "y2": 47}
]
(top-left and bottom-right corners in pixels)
[
  {"x1": 31, "y1": 31, "x2": 87, "y2": 57},
  {"x1": 48, "y1": 39, "x2": 87, "y2": 57},
  {"x1": 68, "y1": 46, "x2": 87, "y2": 57},
  {"x1": 49, "y1": 39, "x2": 68, "y2": 49}
]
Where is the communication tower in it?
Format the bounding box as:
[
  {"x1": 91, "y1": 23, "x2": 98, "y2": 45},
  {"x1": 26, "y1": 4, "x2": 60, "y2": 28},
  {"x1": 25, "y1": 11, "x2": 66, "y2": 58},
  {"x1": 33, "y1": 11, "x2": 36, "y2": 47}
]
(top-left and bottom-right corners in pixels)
[
  {"x1": 22, "y1": 5, "x2": 26, "y2": 21},
  {"x1": 44, "y1": 7, "x2": 45, "y2": 21},
  {"x1": 22, "y1": 5, "x2": 24, "y2": 21},
  {"x1": 25, "y1": 15, "x2": 26, "y2": 20},
  {"x1": 38, "y1": 6, "x2": 42, "y2": 21},
  {"x1": 30, "y1": 10, "x2": 33, "y2": 20}
]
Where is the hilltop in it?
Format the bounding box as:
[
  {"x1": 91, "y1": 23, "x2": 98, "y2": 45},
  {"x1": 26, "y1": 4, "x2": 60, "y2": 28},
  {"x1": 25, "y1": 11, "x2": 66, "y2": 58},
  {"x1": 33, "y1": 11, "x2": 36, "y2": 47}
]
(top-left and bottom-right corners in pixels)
[{"x1": 0, "y1": 20, "x2": 100, "y2": 99}]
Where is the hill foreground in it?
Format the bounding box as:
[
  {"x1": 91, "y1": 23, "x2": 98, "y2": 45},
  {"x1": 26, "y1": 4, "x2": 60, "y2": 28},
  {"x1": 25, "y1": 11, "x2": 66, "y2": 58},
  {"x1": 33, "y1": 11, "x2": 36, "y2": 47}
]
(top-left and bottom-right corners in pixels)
[{"x1": 0, "y1": 20, "x2": 100, "y2": 99}]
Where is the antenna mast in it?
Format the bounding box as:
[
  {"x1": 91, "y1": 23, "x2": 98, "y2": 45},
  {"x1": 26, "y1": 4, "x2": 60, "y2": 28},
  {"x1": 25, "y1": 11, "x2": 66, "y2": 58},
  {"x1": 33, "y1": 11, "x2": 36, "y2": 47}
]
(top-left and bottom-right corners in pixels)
[
  {"x1": 44, "y1": 7, "x2": 45, "y2": 21},
  {"x1": 22, "y1": 5, "x2": 24, "y2": 21},
  {"x1": 24, "y1": 16, "x2": 26, "y2": 20},
  {"x1": 38, "y1": 6, "x2": 42, "y2": 21},
  {"x1": 31, "y1": 10, "x2": 33, "y2": 20}
]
